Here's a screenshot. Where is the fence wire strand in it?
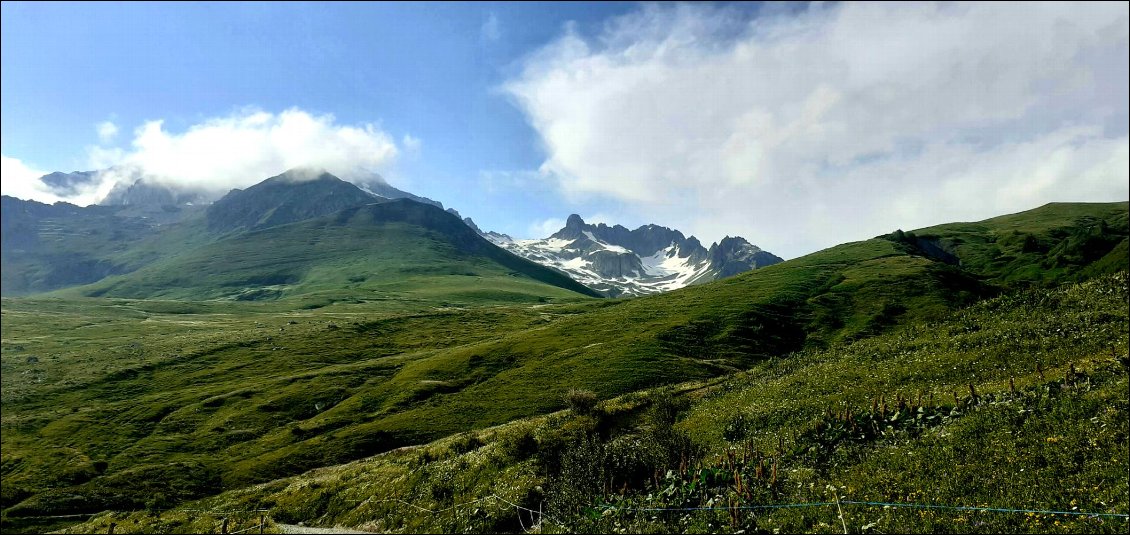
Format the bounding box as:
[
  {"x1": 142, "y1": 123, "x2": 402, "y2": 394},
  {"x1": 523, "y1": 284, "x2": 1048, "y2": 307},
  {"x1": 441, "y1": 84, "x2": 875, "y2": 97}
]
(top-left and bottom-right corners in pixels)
[{"x1": 594, "y1": 500, "x2": 1130, "y2": 518}]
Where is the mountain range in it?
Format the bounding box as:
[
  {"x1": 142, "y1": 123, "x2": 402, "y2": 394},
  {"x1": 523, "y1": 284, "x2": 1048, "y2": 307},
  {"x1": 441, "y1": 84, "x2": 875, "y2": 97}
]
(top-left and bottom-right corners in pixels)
[
  {"x1": 3, "y1": 169, "x2": 604, "y2": 301},
  {"x1": 2, "y1": 171, "x2": 1126, "y2": 534},
  {"x1": 489, "y1": 215, "x2": 782, "y2": 296},
  {"x1": 2, "y1": 168, "x2": 782, "y2": 298},
  {"x1": 3, "y1": 196, "x2": 1125, "y2": 535}
]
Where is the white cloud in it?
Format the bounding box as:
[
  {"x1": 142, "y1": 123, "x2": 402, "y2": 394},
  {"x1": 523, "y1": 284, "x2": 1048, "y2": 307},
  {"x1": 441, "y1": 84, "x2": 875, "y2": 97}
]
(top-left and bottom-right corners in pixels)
[
  {"x1": 504, "y1": 2, "x2": 1130, "y2": 258},
  {"x1": 481, "y1": 12, "x2": 501, "y2": 42},
  {"x1": 4, "y1": 108, "x2": 405, "y2": 206},
  {"x1": 1, "y1": 154, "x2": 120, "y2": 205},
  {"x1": 582, "y1": 212, "x2": 616, "y2": 226},
  {"x1": 1, "y1": 155, "x2": 60, "y2": 203},
  {"x1": 96, "y1": 121, "x2": 119, "y2": 143},
  {"x1": 115, "y1": 107, "x2": 399, "y2": 192},
  {"x1": 527, "y1": 217, "x2": 565, "y2": 238}
]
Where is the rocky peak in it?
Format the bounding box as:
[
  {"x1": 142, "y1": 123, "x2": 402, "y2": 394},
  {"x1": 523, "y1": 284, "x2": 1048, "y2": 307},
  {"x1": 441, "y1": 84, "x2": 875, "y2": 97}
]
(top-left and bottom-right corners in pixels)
[
  {"x1": 709, "y1": 236, "x2": 782, "y2": 278},
  {"x1": 491, "y1": 213, "x2": 781, "y2": 296},
  {"x1": 353, "y1": 172, "x2": 444, "y2": 209},
  {"x1": 461, "y1": 215, "x2": 482, "y2": 234},
  {"x1": 551, "y1": 214, "x2": 588, "y2": 240},
  {"x1": 270, "y1": 167, "x2": 333, "y2": 183},
  {"x1": 39, "y1": 171, "x2": 100, "y2": 197},
  {"x1": 101, "y1": 177, "x2": 208, "y2": 207},
  {"x1": 205, "y1": 169, "x2": 379, "y2": 232},
  {"x1": 711, "y1": 236, "x2": 758, "y2": 258}
]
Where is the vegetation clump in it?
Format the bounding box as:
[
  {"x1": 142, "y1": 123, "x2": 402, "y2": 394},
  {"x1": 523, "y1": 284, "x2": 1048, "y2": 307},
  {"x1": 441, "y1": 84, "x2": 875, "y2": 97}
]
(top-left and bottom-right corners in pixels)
[{"x1": 565, "y1": 388, "x2": 599, "y2": 415}]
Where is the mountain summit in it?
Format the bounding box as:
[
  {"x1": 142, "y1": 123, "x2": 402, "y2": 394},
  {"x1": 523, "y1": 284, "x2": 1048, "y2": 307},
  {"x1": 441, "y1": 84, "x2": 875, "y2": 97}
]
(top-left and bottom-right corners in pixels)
[
  {"x1": 486, "y1": 215, "x2": 783, "y2": 296},
  {"x1": 205, "y1": 170, "x2": 379, "y2": 232},
  {"x1": 2, "y1": 168, "x2": 599, "y2": 299}
]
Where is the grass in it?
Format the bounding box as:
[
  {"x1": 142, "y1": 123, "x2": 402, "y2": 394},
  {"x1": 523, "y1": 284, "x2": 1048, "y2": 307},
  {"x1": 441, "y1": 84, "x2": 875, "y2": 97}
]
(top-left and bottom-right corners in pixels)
[
  {"x1": 0, "y1": 200, "x2": 204, "y2": 296},
  {"x1": 57, "y1": 272, "x2": 1127, "y2": 534},
  {"x1": 2, "y1": 201, "x2": 1127, "y2": 533},
  {"x1": 911, "y1": 201, "x2": 1129, "y2": 287},
  {"x1": 71, "y1": 202, "x2": 601, "y2": 301}
]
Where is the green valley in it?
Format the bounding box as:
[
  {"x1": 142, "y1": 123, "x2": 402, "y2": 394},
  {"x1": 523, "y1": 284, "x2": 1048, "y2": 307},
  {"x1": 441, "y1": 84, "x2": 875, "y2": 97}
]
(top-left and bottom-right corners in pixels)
[
  {"x1": 1, "y1": 201, "x2": 1127, "y2": 534},
  {"x1": 5, "y1": 3, "x2": 1127, "y2": 534}
]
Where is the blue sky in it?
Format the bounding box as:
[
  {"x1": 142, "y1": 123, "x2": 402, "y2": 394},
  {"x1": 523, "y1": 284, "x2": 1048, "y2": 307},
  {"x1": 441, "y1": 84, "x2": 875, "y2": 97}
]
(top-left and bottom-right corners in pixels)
[
  {"x1": 2, "y1": 2, "x2": 1127, "y2": 258},
  {"x1": 0, "y1": 2, "x2": 638, "y2": 232}
]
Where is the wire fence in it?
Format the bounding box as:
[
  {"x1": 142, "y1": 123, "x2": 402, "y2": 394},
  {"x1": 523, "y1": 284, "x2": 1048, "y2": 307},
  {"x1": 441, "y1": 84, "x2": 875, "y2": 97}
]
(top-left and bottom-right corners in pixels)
[
  {"x1": 353, "y1": 493, "x2": 557, "y2": 532},
  {"x1": 595, "y1": 500, "x2": 1130, "y2": 518},
  {"x1": 278, "y1": 492, "x2": 1130, "y2": 533},
  {"x1": 13, "y1": 495, "x2": 1127, "y2": 534},
  {"x1": 83, "y1": 508, "x2": 272, "y2": 535}
]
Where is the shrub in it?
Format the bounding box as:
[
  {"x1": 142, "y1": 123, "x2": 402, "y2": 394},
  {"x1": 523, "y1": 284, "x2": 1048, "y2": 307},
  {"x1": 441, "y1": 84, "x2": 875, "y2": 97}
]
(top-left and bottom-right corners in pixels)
[
  {"x1": 646, "y1": 389, "x2": 690, "y2": 427},
  {"x1": 546, "y1": 434, "x2": 606, "y2": 518},
  {"x1": 449, "y1": 433, "x2": 484, "y2": 455},
  {"x1": 565, "y1": 389, "x2": 599, "y2": 415},
  {"x1": 500, "y1": 429, "x2": 538, "y2": 461}
]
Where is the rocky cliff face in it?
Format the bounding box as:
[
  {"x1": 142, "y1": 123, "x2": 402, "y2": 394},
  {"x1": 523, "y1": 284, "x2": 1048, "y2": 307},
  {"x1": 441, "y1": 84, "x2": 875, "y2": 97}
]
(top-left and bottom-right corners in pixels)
[
  {"x1": 709, "y1": 236, "x2": 781, "y2": 278},
  {"x1": 39, "y1": 171, "x2": 100, "y2": 197},
  {"x1": 485, "y1": 215, "x2": 782, "y2": 297},
  {"x1": 102, "y1": 178, "x2": 209, "y2": 207}
]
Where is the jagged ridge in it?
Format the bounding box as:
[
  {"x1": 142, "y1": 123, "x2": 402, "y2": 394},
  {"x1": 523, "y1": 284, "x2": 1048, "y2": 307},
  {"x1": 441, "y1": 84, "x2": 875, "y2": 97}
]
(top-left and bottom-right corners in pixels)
[{"x1": 485, "y1": 214, "x2": 783, "y2": 297}]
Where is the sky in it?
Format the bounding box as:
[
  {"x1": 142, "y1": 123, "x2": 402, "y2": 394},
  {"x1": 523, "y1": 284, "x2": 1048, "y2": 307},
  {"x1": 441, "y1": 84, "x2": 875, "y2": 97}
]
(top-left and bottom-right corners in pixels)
[{"x1": 2, "y1": 1, "x2": 1127, "y2": 259}]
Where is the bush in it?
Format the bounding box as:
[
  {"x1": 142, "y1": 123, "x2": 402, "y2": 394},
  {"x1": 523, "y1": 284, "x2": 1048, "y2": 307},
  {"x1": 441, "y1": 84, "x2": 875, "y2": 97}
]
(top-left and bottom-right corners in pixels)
[
  {"x1": 449, "y1": 433, "x2": 485, "y2": 455},
  {"x1": 565, "y1": 389, "x2": 598, "y2": 415},
  {"x1": 499, "y1": 429, "x2": 539, "y2": 461},
  {"x1": 546, "y1": 434, "x2": 605, "y2": 517},
  {"x1": 646, "y1": 389, "x2": 690, "y2": 427}
]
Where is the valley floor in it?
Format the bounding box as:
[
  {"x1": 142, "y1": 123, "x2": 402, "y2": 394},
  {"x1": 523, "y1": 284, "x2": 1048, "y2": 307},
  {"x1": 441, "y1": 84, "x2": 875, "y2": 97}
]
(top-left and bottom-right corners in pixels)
[
  {"x1": 3, "y1": 202, "x2": 1127, "y2": 534},
  {"x1": 35, "y1": 272, "x2": 1130, "y2": 534}
]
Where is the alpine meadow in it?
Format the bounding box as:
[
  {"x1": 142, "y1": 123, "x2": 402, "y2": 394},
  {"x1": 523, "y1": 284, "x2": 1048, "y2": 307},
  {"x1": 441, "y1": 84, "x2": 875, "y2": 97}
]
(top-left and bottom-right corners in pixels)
[{"x1": 1, "y1": 2, "x2": 1128, "y2": 534}]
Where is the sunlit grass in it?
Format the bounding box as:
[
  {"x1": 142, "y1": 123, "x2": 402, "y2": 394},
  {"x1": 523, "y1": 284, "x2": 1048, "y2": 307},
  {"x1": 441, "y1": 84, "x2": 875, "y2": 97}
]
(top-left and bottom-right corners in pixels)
[{"x1": 4, "y1": 201, "x2": 1127, "y2": 533}]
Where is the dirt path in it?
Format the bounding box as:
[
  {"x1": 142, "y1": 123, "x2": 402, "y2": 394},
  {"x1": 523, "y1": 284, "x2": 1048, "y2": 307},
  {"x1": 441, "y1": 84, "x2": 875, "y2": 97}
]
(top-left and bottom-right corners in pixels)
[{"x1": 276, "y1": 523, "x2": 373, "y2": 534}]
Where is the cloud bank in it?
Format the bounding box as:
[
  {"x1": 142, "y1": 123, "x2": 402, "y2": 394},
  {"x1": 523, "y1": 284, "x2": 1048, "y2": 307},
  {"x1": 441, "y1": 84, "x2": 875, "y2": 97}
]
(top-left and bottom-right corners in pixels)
[
  {"x1": 503, "y1": 2, "x2": 1130, "y2": 258},
  {"x1": 2, "y1": 107, "x2": 403, "y2": 205},
  {"x1": 1, "y1": 155, "x2": 62, "y2": 204}
]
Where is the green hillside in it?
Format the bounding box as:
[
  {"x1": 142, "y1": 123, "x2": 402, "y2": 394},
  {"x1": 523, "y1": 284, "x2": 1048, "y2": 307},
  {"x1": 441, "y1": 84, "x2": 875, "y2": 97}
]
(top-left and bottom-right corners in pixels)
[
  {"x1": 0, "y1": 196, "x2": 203, "y2": 296},
  {"x1": 907, "y1": 201, "x2": 1129, "y2": 286},
  {"x1": 204, "y1": 170, "x2": 381, "y2": 233},
  {"x1": 2, "y1": 201, "x2": 1127, "y2": 533},
  {"x1": 58, "y1": 272, "x2": 1130, "y2": 535},
  {"x1": 2, "y1": 170, "x2": 600, "y2": 302},
  {"x1": 73, "y1": 199, "x2": 602, "y2": 301}
]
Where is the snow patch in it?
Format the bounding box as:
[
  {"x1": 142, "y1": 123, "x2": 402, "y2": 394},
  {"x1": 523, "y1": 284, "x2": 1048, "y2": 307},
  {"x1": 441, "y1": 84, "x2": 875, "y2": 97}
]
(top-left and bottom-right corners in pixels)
[
  {"x1": 581, "y1": 231, "x2": 631, "y2": 254},
  {"x1": 489, "y1": 228, "x2": 765, "y2": 297}
]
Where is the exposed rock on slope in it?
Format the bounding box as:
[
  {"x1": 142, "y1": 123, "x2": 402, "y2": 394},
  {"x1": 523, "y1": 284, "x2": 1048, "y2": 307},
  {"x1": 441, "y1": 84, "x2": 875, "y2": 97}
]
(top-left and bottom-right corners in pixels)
[{"x1": 486, "y1": 214, "x2": 783, "y2": 296}]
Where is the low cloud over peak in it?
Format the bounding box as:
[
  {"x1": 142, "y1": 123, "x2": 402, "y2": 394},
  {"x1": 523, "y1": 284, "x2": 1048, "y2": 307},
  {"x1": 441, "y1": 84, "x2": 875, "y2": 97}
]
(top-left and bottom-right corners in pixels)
[
  {"x1": 122, "y1": 108, "x2": 399, "y2": 191},
  {"x1": 2, "y1": 107, "x2": 405, "y2": 205},
  {"x1": 503, "y1": 2, "x2": 1130, "y2": 258}
]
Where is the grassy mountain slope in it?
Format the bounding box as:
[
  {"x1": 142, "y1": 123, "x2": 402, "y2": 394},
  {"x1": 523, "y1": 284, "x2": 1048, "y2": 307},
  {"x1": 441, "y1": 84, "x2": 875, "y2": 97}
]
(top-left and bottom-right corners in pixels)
[
  {"x1": 3, "y1": 170, "x2": 589, "y2": 302},
  {"x1": 909, "y1": 201, "x2": 1129, "y2": 286},
  {"x1": 204, "y1": 170, "x2": 380, "y2": 233},
  {"x1": 2, "y1": 202, "x2": 1126, "y2": 532},
  {"x1": 61, "y1": 271, "x2": 1128, "y2": 534},
  {"x1": 75, "y1": 199, "x2": 602, "y2": 301},
  {"x1": 0, "y1": 196, "x2": 204, "y2": 296}
]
